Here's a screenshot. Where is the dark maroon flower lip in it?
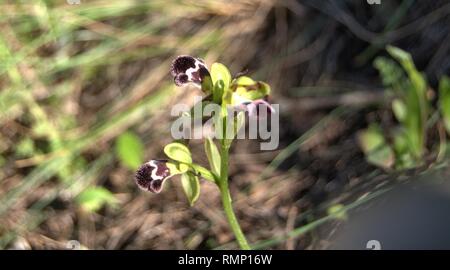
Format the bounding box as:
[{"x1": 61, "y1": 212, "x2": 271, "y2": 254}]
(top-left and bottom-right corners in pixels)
[
  {"x1": 170, "y1": 55, "x2": 210, "y2": 87},
  {"x1": 135, "y1": 160, "x2": 172, "y2": 193}
]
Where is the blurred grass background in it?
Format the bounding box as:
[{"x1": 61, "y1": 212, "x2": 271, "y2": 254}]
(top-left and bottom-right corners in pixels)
[{"x1": 0, "y1": 0, "x2": 449, "y2": 249}]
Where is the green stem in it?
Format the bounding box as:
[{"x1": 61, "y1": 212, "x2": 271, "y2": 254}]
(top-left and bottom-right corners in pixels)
[{"x1": 218, "y1": 142, "x2": 251, "y2": 250}]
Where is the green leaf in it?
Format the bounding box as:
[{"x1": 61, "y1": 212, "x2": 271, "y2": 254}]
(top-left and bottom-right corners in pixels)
[
  {"x1": 439, "y1": 76, "x2": 450, "y2": 135},
  {"x1": 393, "y1": 132, "x2": 416, "y2": 169},
  {"x1": 387, "y1": 45, "x2": 427, "y2": 99},
  {"x1": 385, "y1": 46, "x2": 427, "y2": 97},
  {"x1": 204, "y1": 137, "x2": 221, "y2": 176},
  {"x1": 392, "y1": 99, "x2": 407, "y2": 122},
  {"x1": 234, "y1": 76, "x2": 255, "y2": 86},
  {"x1": 374, "y1": 57, "x2": 405, "y2": 92},
  {"x1": 386, "y1": 45, "x2": 412, "y2": 64},
  {"x1": 76, "y1": 187, "x2": 118, "y2": 213},
  {"x1": 211, "y1": 63, "x2": 232, "y2": 106},
  {"x1": 181, "y1": 172, "x2": 200, "y2": 206},
  {"x1": 164, "y1": 142, "x2": 192, "y2": 164},
  {"x1": 358, "y1": 125, "x2": 394, "y2": 169},
  {"x1": 115, "y1": 131, "x2": 144, "y2": 170},
  {"x1": 391, "y1": 129, "x2": 416, "y2": 168},
  {"x1": 213, "y1": 80, "x2": 225, "y2": 104},
  {"x1": 368, "y1": 144, "x2": 395, "y2": 170},
  {"x1": 386, "y1": 45, "x2": 428, "y2": 160},
  {"x1": 393, "y1": 130, "x2": 408, "y2": 155},
  {"x1": 210, "y1": 63, "x2": 231, "y2": 93},
  {"x1": 358, "y1": 124, "x2": 385, "y2": 153}
]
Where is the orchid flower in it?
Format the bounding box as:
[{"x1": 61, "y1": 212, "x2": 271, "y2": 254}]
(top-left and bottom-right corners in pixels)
[
  {"x1": 134, "y1": 56, "x2": 276, "y2": 250},
  {"x1": 135, "y1": 160, "x2": 173, "y2": 193},
  {"x1": 170, "y1": 55, "x2": 275, "y2": 116}
]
